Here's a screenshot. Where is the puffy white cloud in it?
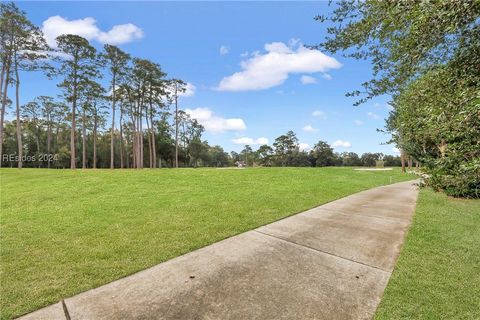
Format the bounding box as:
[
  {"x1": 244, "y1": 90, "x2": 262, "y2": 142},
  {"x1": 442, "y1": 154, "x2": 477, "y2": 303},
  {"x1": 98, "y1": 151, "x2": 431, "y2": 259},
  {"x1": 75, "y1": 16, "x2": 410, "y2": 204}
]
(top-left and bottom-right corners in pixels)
[
  {"x1": 97, "y1": 23, "x2": 143, "y2": 45},
  {"x1": 216, "y1": 40, "x2": 341, "y2": 91},
  {"x1": 240, "y1": 51, "x2": 249, "y2": 57},
  {"x1": 300, "y1": 75, "x2": 317, "y2": 84},
  {"x1": 354, "y1": 119, "x2": 364, "y2": 126},
  {"x1": 312, "y1": 110, "x2": 326, "y2": 119},
  {"x1": 302, "y1": 125, "x2": 318, "y2": 133},
  {"x1": 185, "y1": 107, "x2": 246, "y2": 133},
  {"x1": 42, "y1": 16, "x2": 143, "y2": 47},
  {"x1": 392, "y1": 147, "x2": 401, "y2": 154},
  {"x1": 220, "y1": 45, "x2": 230, "y2": 55},
  {"x1": 299, "y1": 143, "x2": 311, "y2": 152},
  {"x1": 232, "y1": 137, "x2": 269, "y2": 145},
  {"x1": 332, "y1": 140, "x2": 352, "y2": 148}
]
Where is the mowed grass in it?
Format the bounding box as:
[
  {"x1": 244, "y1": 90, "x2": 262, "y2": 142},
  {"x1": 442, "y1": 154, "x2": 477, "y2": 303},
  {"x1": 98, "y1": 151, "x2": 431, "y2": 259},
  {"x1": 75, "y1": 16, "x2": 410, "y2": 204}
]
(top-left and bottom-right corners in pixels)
[
  {"x1": 1, "y1": 167, "x2": 413, "y2": 319},
  {"x1": 375, "y1": 188, "x2": 480, "y2": 319}
]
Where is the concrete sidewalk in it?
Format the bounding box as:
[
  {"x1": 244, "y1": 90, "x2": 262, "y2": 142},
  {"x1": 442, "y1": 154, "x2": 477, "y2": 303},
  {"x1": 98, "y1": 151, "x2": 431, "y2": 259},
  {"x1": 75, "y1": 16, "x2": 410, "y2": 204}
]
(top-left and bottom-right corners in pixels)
[{"x1": 19, "y1": 180, "x2": 419, "y2": 320}]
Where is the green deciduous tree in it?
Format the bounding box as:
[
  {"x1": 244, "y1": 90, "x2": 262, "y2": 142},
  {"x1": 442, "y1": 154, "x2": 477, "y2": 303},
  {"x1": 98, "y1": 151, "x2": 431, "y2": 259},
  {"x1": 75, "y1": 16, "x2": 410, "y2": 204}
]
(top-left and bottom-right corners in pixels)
[
  {"x1": 340, "y1": 152, "x2": 361, "y2": 167},
  {"x1": 257, "y1": 144, "x2": 274, "y2": 167},
  {"x1": 273, "y1": 130, "x2": 299, "y2": 166},
  {"x1": 387, "y1": 67, "x2": 479, "y2": 197},
  {"x1": 360, "y1": 152, "x2": 383, "y2": 167},
  {"x1": 316, "y1": 1, "x2": 480, "y2": 104},
  {"x1": 317, "y1": 1, "x2": 480, "y2": 197},
  {"x1": 310, "y1": 140, "x2": 335, "y2": 167}
]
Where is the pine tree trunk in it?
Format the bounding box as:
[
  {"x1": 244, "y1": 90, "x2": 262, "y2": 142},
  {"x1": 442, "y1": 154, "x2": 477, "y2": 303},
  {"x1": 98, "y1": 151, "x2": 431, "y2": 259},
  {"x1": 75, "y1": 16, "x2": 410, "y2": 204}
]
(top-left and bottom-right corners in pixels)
[
  {"x1": 47, "y1": 122, "x2": 52, "y2": 168},
  {"x1": 133, "y1": 105, "x2": 137, "y2": 168},
  {"x1": 82, "y1": 108, "x2": 87, "y2": 169},
  {"x1": 140, "y1": 119, "x2": 144, "y2": 168},
  {"x1": 35, "y1": 124, "x2": 41, "y2": 168},
  {"x1": 0, "y1": 57, "x2": 9, "y2": 167},
  {"x1": 132, "y1": 119, "x2": 136, "y2": 168},
  {"x1": 0, "y1": 74, "x2": 9, "y2": 167},
  {"x1": 110, "y1": 73, "x2": 116, "y2": 169},
  {"x1": 0, "y1": 57, "x2": 10, "y2": 167},
  {"x1": 150, "y1": 113, "x2": 156, "y2": 169},
  {"x1": 119, "y1": 108, "x2": 124, "y2": 169},
  {"x1": 0, "y1": 58, "x2": 5, "y2": 105},
  {"x1": 14, "y1": 56, "x2": 22, "y2": 169},
  {"x1": 71, "y1": 62, "x2": 78, "y2": 169},
  {"x1": 175, "y1": 87, "x2": 179, "y2": 168},
  {"x1": 145, "y1": 108, "x2": 152, "y2": 168},
  {"x1": 182, "y1": 122, "x2": 187, "y2": 166},
  {"x1": 54, "y1": 125, "x2": 60, "y2": 155},
  {"x1": 93, "y1": 110, "x2": 97, "y2": 169}
]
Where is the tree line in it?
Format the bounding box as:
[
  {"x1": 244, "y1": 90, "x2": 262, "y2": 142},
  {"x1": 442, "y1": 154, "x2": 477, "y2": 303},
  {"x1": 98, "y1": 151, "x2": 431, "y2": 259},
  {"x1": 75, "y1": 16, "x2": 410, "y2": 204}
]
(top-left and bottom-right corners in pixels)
[
  {"x1": 235, "y1": 130, "x2": 401, "y2": 168},
  {"x1": 1, "y1": 3, "x2": 403, "y2": 170},
  {"x1": 0, "y1": 2, "x2": 210, "y2": 169},
  {"x1": 2, "y1": 114, "x2": 402, "y2": 168},
  {"x1": 318, "y1": 1, "x2": 479, "y2": 198}
]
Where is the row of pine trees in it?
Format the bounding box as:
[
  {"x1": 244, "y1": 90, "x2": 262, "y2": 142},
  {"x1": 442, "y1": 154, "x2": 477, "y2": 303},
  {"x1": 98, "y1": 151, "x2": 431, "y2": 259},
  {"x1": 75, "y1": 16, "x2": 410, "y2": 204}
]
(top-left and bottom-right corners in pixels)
[{"x1": 1, "y1": 2, "x2": 200, "y2": 169}]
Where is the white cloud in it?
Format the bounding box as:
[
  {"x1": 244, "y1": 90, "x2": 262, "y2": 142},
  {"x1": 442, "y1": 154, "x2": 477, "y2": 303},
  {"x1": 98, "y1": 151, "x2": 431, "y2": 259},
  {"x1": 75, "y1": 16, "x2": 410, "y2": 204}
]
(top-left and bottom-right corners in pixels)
[
  {"x1": 220, "y1": 45, "x2": 230, "y2": 55},
  {"x1": 240, "y1": 51, "x2": 249, "y2": 57},
  {"x1": 312, "y1": 110, "x2": 326, "y2": 119},
  {"x1": 354, "y1": 120, "x2": 364, "y2": 126},
  {"x1": 300, "y1": 75, "x2": 317, "y2": 84},
  {"x1": 42, "y1": 16, "x2": 143, "y2": 47},
  {"x1": 392, "y1": 147, "x2": 401, "y2": 154},
  {"x1": 299, "y1": 143, "x2": 311, "y2": 152},
  {"x1": 322, "y1": 73, "x2": 333, "y2": 80},
  {"x1": 232, "y1": 137, "x2": 269, "y2": 145},
  {"x1": 185, "y1": 107, "x2": 246, "y2": 133},
  {"x1": 367, "y1": 112, "x2": 381, "y2": 120},
  {"x1": 97, "y1": 24, "x2": 143, "y2": 45},
  {"x1": 216, "y1": 40, "x2": 342, "y2": 91},
  {"x1": 302, "y1": 125, "x2": 318, "y2": 133},
  {"x1": 332, "y1": 140, "x2": 352, "y2": 148}
]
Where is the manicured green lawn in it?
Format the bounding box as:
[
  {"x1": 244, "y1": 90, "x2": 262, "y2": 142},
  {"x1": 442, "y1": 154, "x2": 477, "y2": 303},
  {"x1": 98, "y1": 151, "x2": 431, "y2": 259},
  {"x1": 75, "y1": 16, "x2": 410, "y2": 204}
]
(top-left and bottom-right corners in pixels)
[
  {"x1": 375, "y1": 188, "x2": 480, "y2": 319},
  {"x1": 0, "y1": 167, "x2": 412, "y2": 319}
]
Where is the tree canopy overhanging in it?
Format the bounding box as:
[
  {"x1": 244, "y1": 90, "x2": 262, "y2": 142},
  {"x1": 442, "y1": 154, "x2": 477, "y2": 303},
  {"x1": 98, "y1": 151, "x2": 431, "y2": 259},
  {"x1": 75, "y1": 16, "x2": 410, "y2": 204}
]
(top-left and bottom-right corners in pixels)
[{"x1": 316, "y1": 0, "x2": 480, "y2": 198}]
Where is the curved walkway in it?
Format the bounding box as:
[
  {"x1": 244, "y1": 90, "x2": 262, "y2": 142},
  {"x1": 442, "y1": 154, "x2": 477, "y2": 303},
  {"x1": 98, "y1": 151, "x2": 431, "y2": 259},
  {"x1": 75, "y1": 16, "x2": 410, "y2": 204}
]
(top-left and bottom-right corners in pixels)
[{"x1": 19, "y1": 180, "x2": 419, "y2": 320}]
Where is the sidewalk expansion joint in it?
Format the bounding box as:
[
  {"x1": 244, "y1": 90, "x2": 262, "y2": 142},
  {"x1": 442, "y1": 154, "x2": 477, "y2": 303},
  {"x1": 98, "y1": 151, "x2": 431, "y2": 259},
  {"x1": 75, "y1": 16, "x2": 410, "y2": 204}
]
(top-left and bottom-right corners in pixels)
[
  {"x1": 254, "y1": 229, "x2": 392, "y2": 275},
  {"x1": 313, "y1": 207, "x2": 410, "y2": 223},
  {"x1": 61, "y1": 300, "x2": 71, "y2": 320}
]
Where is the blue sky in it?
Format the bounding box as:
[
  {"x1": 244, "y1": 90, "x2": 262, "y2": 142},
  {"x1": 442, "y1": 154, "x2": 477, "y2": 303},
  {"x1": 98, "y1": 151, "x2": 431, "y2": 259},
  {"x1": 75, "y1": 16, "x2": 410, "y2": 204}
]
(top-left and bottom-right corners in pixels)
[{"x1": 16, "y1": 1, "x2": 398, "y2": 155}]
